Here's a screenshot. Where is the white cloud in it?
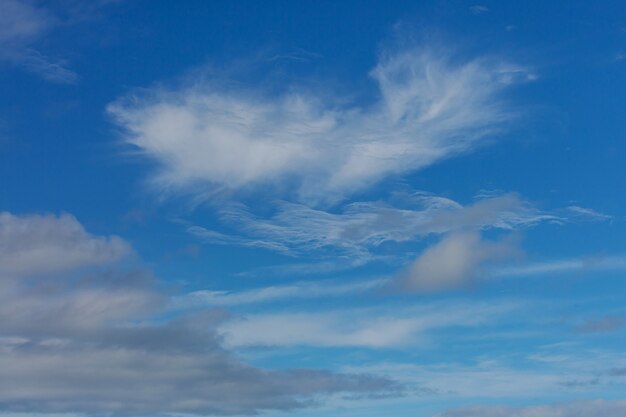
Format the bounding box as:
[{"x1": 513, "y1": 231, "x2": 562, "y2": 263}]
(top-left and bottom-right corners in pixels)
[
  {"x1": 108, "y1": 47, "x2": 532, "y2": 203},
  {"x1": 396, "y1": 231, "x2": 520, "y2": 292},
  {"x1": 433, "y1": 399, "x2": 626, "y2": 417},
  {"x1": 189, "y1": 193, "x2": 555, "y2": 262},
  {"x1": 219, "y1": 301, "x2": 515, "y2": 348},
  {"x1": 494, "y1": 254, "x2": 626, "y2": 278},
  {"x1": 564, "y1": 205, "x2": 612, "y2": 221},
  {"x1": 173, "y1": 252, "x2": 626, "y2": 309},
  {"x1": 173, "y1": 277, "x2": 387, "y2": 308},
  {"x1": 0, "y1": 212, "x2": 132, "y2": 277}
]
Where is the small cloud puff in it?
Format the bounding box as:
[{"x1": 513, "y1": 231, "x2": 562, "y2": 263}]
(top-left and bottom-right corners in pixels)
[{"x1": 396, "y1": 231, "x2": 520, "y2": 293}]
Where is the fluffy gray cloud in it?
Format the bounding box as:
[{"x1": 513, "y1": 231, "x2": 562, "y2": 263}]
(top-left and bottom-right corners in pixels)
[
  {"x1": 0, "y1": 212, "x2": 399, "y2": 415},
  {"x1": 0, "y1": 346, "x2": 394, "y2": 415},
  {"x1": 433, "y1": 399, "x2": 626, "y2": 417},
  {"x1": 0, "y1": 212, "x2": 132, "y2": 277}
]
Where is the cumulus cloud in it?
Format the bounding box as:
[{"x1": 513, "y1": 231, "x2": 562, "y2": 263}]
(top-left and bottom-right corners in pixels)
[
  {"x1": 433, "y1": 399, "x2": 626, "y2": 417},
  {"x1": 396, "y1": 231, "x2": 520, "y2": 292},
  {"x1": 108, "y1": 47, "x2": 533, "y2": 203},
  {"x1": 0, "y1": 212, "x2": 132, "y2": 277},
  {"x1": 0, "y1": 212, "x2": 398, "y2": 415},
  {"x1": 0, "y1": 0, "x2": 77, "y2": 83}
]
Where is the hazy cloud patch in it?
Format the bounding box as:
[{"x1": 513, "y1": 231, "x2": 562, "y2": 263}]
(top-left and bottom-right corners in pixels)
[
  {"x1": 395, "y1": 231, "x2": 520, "y2": 293},
  {"x1": 0, "y1": 0, "x2": 77, "y2": 83},
  {"x1": 433, "y1": 399, "x2": 626, "y2": 417}
]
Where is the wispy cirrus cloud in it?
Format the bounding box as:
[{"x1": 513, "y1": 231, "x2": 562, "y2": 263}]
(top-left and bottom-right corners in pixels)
[
  {"x1": 219, "y1": 301, "x2": 518, "y2": 348},
  {"x1": 173, "y1": 277, "x2": 387, "y2": 308},
  {"x1": 188, "y1": 193, "x2": 557, "y2": 262},
  {"x1": 564, "y1": 205, "x2": 613, "y2": 221},
  {"x1": 469, "y1": 5, "x2": 489, "y2": 16},
  {"x1": 0, "y1": 0, "x2": 77, "y2": 83},
  {"x1": 108, "y1": 46, "x2": 534, "y2": 204},
  {"x1": 494, "y1": 254, "x2": 626, "y2": 278},
  {"x1": 170, "y1": 250, "x2": 626, "y2": 309}
]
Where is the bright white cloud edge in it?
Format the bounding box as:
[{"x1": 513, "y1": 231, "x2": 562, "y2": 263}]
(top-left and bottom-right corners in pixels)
[{"x1": 108, "y1": 46, "x2": 533, "y2": 204}]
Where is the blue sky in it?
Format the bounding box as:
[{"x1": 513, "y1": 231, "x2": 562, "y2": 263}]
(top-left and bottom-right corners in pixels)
[{"x1": 1, "y1": 1, "x2": 626, "y2": 416}]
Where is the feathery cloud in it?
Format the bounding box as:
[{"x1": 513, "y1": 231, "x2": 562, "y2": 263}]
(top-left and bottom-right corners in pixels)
[
  {"x1": 0, "y1": 0, "x2": 77, "y2": 84},
  {"x1": 189, "y1": 193, "x2": 555, "y2": 262},
  {"x1": 219, "y1": 301, "x2": 516, "y2": 348},
  {"x1": 108, "y1": 47, "x2": 533, "y2": 203}
]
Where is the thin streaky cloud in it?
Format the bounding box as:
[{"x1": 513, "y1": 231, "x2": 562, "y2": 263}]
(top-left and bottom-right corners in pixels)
[
  {"x1": 0, "y1": 0, "x2": 77, "y2": 84},
  {"x1": 564, "y1": 205, "x2": 612, "y2": 221},
  {"x1": 172, "y1": 278, "x2": 388, "y2": 309},
  {"x1": 494, "y1": 254, "x2": 626, "y2": 277},
  {"x1": 18, "y1": 48, "x2": 78, "y2": 84},
  {"x1": 469, "y1": 5, "x2": 489, "y2": 15},
  {"x1": 189, "y1": 193, "x2": 558, "y2": 261},
  {"x1": 171, "y1": 251, "x2": 626, "y2": 309},
  {"x1": 219, "y1": 300, "x2": 518, "y2": 349},
  {"x1": 172, "y1": 278, "x2": 388, "y2": 308}
]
